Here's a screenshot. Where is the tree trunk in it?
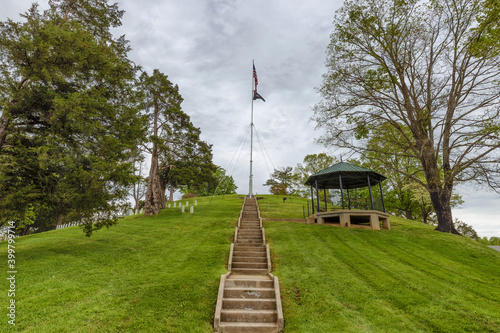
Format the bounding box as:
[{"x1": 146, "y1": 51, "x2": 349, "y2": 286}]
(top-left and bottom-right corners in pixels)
[
  {"x1": 21, "y1": 225, "x2": 30, "y2": 236},
  {"x1": 428, "y1": 187, "x2": 459, "y2": 234},
  {"x1": 133, "y1": 181, "x2": 139, "y2": 212},
  {"x1": 404, "y1": 209, "x2": 413, "y2": 220},
  {"x1": 144, "y1": 93, "x2": 163, "y2": 216},
  {"x1": 56, "y1": 213, "x2": 64, "y2": 227},
  {"x1": 169, "y1": 186, "x2": 174, "y2": 202},
  {"x1": 144, "y1": 148, "x2": 162, "y2": 216},
  {"x1": 0, "y1": 112, "x2": 10, "y2": 152},
  {"x1": 159, "y1": 182, "x2": 166, "y2": 209}
]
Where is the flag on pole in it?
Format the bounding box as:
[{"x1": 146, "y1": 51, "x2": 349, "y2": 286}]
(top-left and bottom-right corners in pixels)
[
  {"x1": 253, "y1": 64, "x2": 265, "y2": 102},
  {"x1": 253, "y1": 92, "x2": 265, "y2": 102}
]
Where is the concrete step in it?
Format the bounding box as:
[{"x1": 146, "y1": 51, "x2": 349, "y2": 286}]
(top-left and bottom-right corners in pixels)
[
  {"x1": 232, "y1": 256, "x2": 267, "y2": 263},
  {"x1": 237, "y1": 236, "x2": 262, "y2": 240},
  {"x1": 232, "y1": 262, "x2": 268, "y2": 269},
  {"x1": 222, "y1": 298, "x2": 276, "y2": 310},
  {"x1": 241, "y1": 216, "x2": 259, "y2": 220},
  {"x1": 225, "y1": 278, "x2": 274, "y2": 289},
  {"x1": 237, "y1": 236, "x2": 263, "y2": 241},
  {"x1": 218, "y1": 322, "x2": 279, "y2": 333},
  {"x1": 233, "y1": 252, "x2": 266, "y2": 259},
  {"x1": 238, "y1": 231, "x2": 262, "y2": 236},
  {"x1": 238, "y1": 235, "x2": 263, "y2": 242},
  {"x1": 230, "y1": 268, "x2": 269, "y2": 276},
  {"x1": 238, "y1": 225, "x2": 260, "y2": 229},
  {"x1": 238, "y1": 228, "x2": 261, "y2": 232},
  {"x1": 223, "y1": 287, "x2": 275, "y2": 299},
  {"x1": 237, "y1": 239, "x2": 264, "y2": 244},
  {"x1": 233, "y1": 245, "x2": 266, "y2": 252},
  {"x1": 221, "y1": 309, "x2": 277, "y2": 323}
]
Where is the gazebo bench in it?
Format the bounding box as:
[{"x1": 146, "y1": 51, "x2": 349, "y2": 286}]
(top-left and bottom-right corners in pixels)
[{"x1": 314, "y1": 210, "x2": 390, "y2": 230}]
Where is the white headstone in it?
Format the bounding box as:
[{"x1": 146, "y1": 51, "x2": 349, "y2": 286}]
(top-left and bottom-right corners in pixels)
[
  {"x1": 181, "y1": 205, "x2": 185, "y2": 213},
  {"x1": 186, "y1": 201, "x2": 189, "y2": 207},
  {"x1": 174, "y1": 202, "x2": 176, "y2": 208},
  {"x1": 190, "y1": 206, "x2": 194, "y2": 213},
  {"x1": 195, "y1": 200, "x2": 197, "y2": 206}
]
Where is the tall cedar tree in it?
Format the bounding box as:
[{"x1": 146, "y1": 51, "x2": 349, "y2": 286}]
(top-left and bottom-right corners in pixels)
[
  {"x1": 140, "y1": 69, "x2": 215, "y2": 215},
  {"x1": 314, "y1": 0, "x2": 500, "y2": 234},
  {"x1": 0, "y1": 1, "x2": 145, "y2": 236}
]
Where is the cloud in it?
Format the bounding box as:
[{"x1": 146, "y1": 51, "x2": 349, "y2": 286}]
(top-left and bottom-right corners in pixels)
[{"x1": 3, "y1": 0, "x2": 499, "y2": 238}]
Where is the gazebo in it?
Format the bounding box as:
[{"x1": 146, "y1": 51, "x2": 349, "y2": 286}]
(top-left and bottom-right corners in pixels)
[{"x1": 304, "y1": 162, "x2": 390, "y2": 230}]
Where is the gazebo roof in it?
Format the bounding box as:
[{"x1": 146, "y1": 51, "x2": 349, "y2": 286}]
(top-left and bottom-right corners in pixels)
[{"x1": 304, "y1": 162, "x2": 386, "y2": 189}]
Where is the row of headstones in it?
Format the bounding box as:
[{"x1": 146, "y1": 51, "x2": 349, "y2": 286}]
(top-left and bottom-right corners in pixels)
[
  {"x1": 167, "y1": 200, "x2": 198, "y2": 213},
  {"x1": 56, "y1": 222, "x2": 82, "y2": 229},
  {"x1": 123, "y1": 200, "x2": 199, "y2": 216}
]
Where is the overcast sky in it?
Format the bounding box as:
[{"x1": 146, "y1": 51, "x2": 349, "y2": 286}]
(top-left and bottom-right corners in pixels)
[{"x1": 2, "y1": 0, "x2": 499, "y2": 238}]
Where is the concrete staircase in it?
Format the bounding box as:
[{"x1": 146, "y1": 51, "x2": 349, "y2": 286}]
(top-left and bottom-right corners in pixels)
[{"x1": 214, "y1": 197, "x2": 283, "y2": 333}]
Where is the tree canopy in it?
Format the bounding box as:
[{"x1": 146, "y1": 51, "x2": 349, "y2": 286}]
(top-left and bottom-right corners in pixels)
[
  {"x1": 314, "y1": 0, "x2": 500, "y2": 234},
  {"x1": 0, "y1": 0, "x2": 145, "y2": 236}
]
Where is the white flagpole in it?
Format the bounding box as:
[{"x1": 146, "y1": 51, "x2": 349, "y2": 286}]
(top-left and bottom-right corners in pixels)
[{"x1": 249, "y1": 60, "x2": 254, "y2": 198}]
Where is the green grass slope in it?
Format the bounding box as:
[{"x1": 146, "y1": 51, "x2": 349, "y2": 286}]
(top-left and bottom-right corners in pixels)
[
  {"x1": 1, "y1": 194, "x2": 499, "y2": 332},
  {"x1": 0, "y1": 195, "x2": 242, "y2": 333},
  {"x1": 259, "y1": 195, "x2": 500, "y2": 332}
]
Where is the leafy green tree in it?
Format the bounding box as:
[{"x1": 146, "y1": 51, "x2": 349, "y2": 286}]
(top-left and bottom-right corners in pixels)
[
  {"x1": 180, "y1": 166, "x2": 237, "y2": 197},
  {"x1": 264, "y1": 166, "x2": 297, "y2": 196},
  {"x1": 294, "y1": 153, "x2": 337, "y2": 197},
  {"x1": 478, "y1": 237, "x2": 500, "y2": 246},
  {"x1": 208, "y1": 167, "x2": 238, "y2": 196},
  {"x1": 454, "y1": 219, "x2": 480, "y2": 240},
  {"x1": 140, "y1": 69, "x2": 215, "y2": 215},
  {"x1": 159, "y1": 137, "x2": 215, "y2": 202},
  {"x1": 314, "y1": 0, "x2": 500, "y2": 234},
  {"x1": 0, "y1": 0, "x2": 145, "y2": 236}
]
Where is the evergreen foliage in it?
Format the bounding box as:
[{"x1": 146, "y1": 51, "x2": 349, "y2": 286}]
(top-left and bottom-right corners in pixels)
[{"x1": 0, "y1": 0, "x2": 145, "y2": 236}]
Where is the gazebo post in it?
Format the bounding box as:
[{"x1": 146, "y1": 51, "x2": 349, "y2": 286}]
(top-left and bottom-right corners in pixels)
[
  {"x1": 310, "y1": 185, "x2": 315, "y2": 214},
  {"x1": 378, "y1": 178, "x2": 386, "y2": 213},
  {"x1": 324, "y1": 187, "x2": 327, "y2": 211},
  {"x1": 346, "y1": 185, "x2": 351, "y2": 210},
  {"x1": 367, "y1": 173, "x2": 374, "y2": 210},
  {"x1": 315, "y1": 178, "x2": 320, "y2": 212},
  {"x1": 338, "y1": 173, "x2": 345, "y2": 210}
]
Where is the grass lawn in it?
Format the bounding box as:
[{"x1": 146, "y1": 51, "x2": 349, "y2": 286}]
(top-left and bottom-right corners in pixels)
[
  {"x1": 1, "y1": 193, "x2": 499, "y2": 332},
  {"x1": 259, "y1": 195, "x2": 500, "y2": 332},
  {"x1": 257, "y1": 195, "x2": 310, "y2": 219},
  {"x1": 0, "y1": 195, "x2": 243, "y2": 333}
]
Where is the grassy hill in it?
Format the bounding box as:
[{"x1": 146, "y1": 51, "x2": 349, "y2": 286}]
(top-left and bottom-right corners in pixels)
[
  {"x1": 2, "y1": 194, "x2": 500, "y2": 332},
  {"x1": 0, "y1": 195, "x2": 242, "y2": 332}
]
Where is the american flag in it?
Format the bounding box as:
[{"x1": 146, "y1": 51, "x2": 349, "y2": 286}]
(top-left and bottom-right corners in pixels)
[
  {"x1": 252, "y1": 63, "x2": 265, "y2": 101},
  {"x1": 253, "y1": 64, "x2": 258, "y2": 92}
]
